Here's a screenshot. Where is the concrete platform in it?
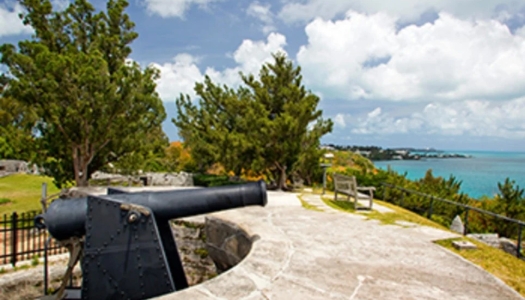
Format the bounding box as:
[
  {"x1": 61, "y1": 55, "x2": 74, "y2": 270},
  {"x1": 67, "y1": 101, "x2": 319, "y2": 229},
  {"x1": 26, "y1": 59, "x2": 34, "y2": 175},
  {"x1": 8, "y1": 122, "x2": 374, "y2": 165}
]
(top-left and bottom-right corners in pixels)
[{"x1": 156, "y1": 191, "x2": 524, "y2": 300}]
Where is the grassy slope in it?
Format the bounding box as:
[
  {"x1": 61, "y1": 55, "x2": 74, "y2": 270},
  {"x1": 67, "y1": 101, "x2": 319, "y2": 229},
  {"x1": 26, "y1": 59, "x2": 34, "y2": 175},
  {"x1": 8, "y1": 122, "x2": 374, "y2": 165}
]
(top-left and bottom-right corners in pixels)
[
  {"x1": 321, "y1": 195, "x2": 525, "y2": 297},
  {"x1": 0, "y1": 174, "x2": 60, "y2": 215}
]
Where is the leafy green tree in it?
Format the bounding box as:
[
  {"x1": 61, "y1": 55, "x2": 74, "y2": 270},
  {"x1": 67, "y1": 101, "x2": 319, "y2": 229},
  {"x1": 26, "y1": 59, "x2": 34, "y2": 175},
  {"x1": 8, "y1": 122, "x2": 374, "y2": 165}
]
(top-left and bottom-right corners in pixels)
[
  {"x1": 0, "y1": 74, "x2": 39, "y2": 161},
  {"x1": 240, "y1": 53, "x2": 333, "y2": 189},
  {"x1": 175, "y1": 77, "x2": 264, "y2": 175},
  {"x1": 493, "y1": 178, "x2": 525, "y2": 237},
  {"x1": 0, "y1": 0, "x2": 166, "y2": 187},
  {"x1": 174, "y1": 53, "x2": 332, "y2": 190}
]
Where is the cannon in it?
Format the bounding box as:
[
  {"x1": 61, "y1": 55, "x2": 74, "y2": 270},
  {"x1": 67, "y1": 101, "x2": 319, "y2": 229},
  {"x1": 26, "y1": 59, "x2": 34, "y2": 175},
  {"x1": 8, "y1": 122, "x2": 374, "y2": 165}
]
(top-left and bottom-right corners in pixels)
[{"x1": 35, "y1": 181, "x2": 267, "y2": 300}]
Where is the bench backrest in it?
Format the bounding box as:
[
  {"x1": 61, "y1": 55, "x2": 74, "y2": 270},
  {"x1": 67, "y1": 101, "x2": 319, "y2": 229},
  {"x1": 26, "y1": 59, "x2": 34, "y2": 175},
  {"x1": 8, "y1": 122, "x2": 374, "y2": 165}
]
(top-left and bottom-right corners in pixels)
[{"x1": 333, "y1": 173, "x2": 357, "y2": 195}]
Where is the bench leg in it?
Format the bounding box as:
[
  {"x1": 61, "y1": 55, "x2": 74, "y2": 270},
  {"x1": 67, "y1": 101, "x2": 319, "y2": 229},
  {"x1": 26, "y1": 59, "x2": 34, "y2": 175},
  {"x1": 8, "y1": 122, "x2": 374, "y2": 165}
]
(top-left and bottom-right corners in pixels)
[{"x1": 334, "y1": 191, "x2": 338, "y2": 201}]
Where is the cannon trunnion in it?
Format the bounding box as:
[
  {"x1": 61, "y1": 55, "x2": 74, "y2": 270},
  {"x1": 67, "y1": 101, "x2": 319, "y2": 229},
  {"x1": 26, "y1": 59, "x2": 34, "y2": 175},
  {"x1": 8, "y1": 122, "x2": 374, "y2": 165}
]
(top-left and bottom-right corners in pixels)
[{"x1": 35, "y1": 181, "x2": 268, "y2": 300}]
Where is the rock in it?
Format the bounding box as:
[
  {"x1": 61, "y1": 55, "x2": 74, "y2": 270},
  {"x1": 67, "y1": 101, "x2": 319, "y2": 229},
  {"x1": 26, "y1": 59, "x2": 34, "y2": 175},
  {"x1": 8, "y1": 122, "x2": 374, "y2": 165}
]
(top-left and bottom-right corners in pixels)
[
  {"x1": 452, "y1": 240, "x2": 477, "y2": 250},
  {"x1": 450, "y1": 215, "x2": 464, "y2": 234},
  {"x1": 171, "y1": 221, "x2": 217, "y2": 286},
  {"x1": 499, "y1": 238, "x2": 519, "y2": 257},
  {"x1": 467, "y1": 233, "x2": 500, "y2": 248}
]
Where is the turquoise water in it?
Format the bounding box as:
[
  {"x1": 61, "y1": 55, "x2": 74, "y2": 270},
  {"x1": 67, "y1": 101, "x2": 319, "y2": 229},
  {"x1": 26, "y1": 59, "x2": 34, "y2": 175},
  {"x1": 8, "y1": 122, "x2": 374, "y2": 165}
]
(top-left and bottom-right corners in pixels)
[{"x1": 373, "y1": 151, "x2": 525, "y2": 199}]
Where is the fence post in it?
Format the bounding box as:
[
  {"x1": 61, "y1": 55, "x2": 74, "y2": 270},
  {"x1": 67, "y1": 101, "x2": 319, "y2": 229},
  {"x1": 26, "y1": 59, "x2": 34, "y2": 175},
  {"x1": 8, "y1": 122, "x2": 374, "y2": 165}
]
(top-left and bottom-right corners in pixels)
[
  {"x1": 41, "y1": 183, "x2": 47, "y2": 212},
  {"x1": 427, "y1": 196, "x2": 434, "y2": 219},
  {"x1": 517, "y1": 224, "x2": 523, "y2": 259},
  {"x1": 10, "y1": 212, "x2": 18, "y2": 267},
  {"x1": 463, "y1": 208, "x2": 470, "y2": 236},
  {"x1": 400, "y1": 191, "x2": 405, "y2": 207}
]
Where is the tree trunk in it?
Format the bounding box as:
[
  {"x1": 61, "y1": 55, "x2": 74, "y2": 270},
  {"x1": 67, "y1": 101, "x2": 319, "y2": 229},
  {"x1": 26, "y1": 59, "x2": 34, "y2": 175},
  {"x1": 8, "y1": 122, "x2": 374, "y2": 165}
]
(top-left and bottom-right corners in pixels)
[
  {"x1": 72, "y1": 145, "x2": 90, "y2": 187},
  {"x1": 276, "y1": 164, "x2": 288, "y2": 191}
]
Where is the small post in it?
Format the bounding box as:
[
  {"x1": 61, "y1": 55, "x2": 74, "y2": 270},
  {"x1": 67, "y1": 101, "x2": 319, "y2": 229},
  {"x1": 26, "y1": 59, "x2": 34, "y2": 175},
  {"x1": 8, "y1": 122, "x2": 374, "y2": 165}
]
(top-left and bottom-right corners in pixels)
[
  {"x1": 44, "y1": 237, "x2": 49, "y2": 295},
  {"x1": 517, "y1": 224, "x2": 523, "y2": 259},
  {"x1": 322, "y1": 167, "x2": 327, "y2": 195},
  {"x1": 41, "y1": 183, "x2": 47, "y2": 212},
  {"x1": 463, "y1": 208, "x2": 470, "y2": 236},
  {"x1": 400, "y1": 191, "x2": 405, "y2": 207},
  {"x1": 11, "y1": 212, "x2": 18, "y2": 267},
  {"x1": 427, "y1": 196, "x2": 434, "y2": 219}
]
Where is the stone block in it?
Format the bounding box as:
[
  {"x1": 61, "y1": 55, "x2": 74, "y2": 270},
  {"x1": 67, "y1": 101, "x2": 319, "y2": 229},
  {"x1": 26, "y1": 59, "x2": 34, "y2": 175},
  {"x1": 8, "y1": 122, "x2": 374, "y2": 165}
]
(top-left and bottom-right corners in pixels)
[
  {"x1": 452, "y1": 240, "x2": 477, "y2": 250},
  {"x1": 450, "y1": 215, "x2": 464, "y2": 234},
  {"x1": 467, "y1": 233, "x2": 500, "y2": 248}
]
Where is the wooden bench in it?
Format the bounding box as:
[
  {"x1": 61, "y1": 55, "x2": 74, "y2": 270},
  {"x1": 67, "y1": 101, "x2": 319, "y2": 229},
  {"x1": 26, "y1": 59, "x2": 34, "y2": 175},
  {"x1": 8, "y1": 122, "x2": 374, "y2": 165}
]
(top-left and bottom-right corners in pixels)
[{"x1": 333, "y1": 173, "x2": 376, "y2": 210}]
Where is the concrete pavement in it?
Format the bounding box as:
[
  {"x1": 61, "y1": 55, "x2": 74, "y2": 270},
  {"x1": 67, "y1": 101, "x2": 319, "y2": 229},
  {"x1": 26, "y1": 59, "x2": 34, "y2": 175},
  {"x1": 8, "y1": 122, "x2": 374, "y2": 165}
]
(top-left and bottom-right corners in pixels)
[{"x1": 158, "y1": 191, "x2": 523, "y2": 300}]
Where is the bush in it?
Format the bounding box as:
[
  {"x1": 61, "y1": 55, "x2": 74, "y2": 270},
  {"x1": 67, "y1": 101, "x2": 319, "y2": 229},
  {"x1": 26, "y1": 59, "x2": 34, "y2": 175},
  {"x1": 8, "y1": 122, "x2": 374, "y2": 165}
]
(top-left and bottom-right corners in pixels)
[
  {"x1": 193, "y1": 174, "x2": 248, "y2": 187},
  {"x1": 0, "y1": 198, "x2": 11, "y2": 205}
]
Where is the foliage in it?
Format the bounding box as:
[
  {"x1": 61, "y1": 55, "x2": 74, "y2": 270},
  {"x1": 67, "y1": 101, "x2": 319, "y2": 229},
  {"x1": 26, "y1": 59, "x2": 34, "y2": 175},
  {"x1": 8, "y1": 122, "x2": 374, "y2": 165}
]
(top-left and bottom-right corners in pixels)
[
  {"x1": 0, "y1": 198, "x2": 12, "y2": 205},
  {"x1": 165, "y1": 141, "x2": 196, "y2": 172},
  {"x1": 0, "y1": 74, "x2": 39, "y2": 161},
  {"x1": 0, "y1": 174, "x2": 60, "y2": 214},
  {"x1": 0, "y1": 0, "x2": 166, "y2": 187},
  {"x1": 192, "y1": 174, "x2": 247, "y2": 187},
  {"x1": 174, "y1": 53, "x2": 333, "y2": 190}
]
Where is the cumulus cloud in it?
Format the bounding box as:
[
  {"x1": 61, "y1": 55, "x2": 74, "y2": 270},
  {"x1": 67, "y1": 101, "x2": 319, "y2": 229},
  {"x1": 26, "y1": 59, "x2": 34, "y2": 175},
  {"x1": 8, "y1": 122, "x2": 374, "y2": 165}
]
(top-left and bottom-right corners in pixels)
[
  {"x1": 151, "y1": 33, "x2": 288, "y2": 101},
  {"x1": 342, "y1": 98, "x2": 525, "y2": 139},
  {"x1": 333, "y1": 113, "x2": 346, "y2": 128},
  {"x1": 297, "y1": 11, "x2": 525, "y2": 103},
  {"x1": 278, "y1": 0, "x2": 524, "y2": 24},
  {"x1": 0, "y1": 3, "x2": 33, "y2": 37},
  {"x1": 143, "y1": 0, "x2": 217, "y2": 18},
  {"x1": 247, "y1": 1, "x2": 276, "y2": 34}
]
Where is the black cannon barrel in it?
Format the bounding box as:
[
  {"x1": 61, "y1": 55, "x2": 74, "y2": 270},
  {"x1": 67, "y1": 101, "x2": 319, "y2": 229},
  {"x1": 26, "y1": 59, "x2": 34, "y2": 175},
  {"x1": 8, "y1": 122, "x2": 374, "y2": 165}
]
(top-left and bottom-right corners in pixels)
[{"x1": 36, "y1": 180, "x2": 267, "y2": 241}]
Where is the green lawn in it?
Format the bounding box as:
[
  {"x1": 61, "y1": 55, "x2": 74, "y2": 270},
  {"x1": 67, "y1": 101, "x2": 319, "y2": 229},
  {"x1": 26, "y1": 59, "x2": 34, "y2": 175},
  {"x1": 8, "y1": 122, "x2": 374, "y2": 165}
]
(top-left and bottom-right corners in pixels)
[{"x1": 0, "y1": 174, "x2": 60, "y2": 215}]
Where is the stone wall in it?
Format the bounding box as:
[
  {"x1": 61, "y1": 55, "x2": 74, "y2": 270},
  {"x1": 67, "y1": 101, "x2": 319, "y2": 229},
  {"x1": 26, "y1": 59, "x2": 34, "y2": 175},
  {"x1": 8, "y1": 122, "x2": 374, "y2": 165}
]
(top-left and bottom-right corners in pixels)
[
  {"x1": 205, "y1": 217, "x2": 254, "y2": 273},
  {"x1": 90, "y1": 171, "x2": 193, "y2": 187},
  {"x1": 0, "y1": 217, "x2": 255, "y2": 299}
]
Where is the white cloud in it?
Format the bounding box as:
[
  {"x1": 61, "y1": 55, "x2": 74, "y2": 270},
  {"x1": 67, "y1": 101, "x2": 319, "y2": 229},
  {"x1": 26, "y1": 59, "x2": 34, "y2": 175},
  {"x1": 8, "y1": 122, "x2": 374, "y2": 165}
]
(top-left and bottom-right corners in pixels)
[
  {"x1": 152, "y1": 33, "x2": 288, "y2": 101},
  {"x1": 279, "y1": 0, "x2": 524, "y2": 24},
  {"x1": 345, "y1": 98, "x2": 525, "y2": 139},
  {"x1": 297, "y1": 11, "x2": 525, "y2": 103},
  {"x1": 143, "y1": 0, "x2": 217, "y2": 18},
  {"x1": 333, "y1": 113, "x2": 346, "y2": 128},
  {"x1": 247, "y1": 1, "x2": 276, "y2": 34},
  {"x1": 0, "y1": 3, "x2": 33, "y2": 37}
]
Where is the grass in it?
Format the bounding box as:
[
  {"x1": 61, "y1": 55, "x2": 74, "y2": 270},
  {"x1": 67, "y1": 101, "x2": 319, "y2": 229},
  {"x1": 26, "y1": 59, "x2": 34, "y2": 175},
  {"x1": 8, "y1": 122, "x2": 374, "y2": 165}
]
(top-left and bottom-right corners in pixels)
[
  {"x1": 321, "y1": 196, "x2": 446, "y2": 230},
  {"x1": 0, "y1": 198, "x2": 11, "y2": 205},
  {"x1": 298, "y1": 195, "x2": 323, "y2": 212},
  {"x1": 435, "y1": 238, "x2": 525, "y2": 297},
  {"x1": 0, "y1": 174, "x2": 60, "y2": 215}
]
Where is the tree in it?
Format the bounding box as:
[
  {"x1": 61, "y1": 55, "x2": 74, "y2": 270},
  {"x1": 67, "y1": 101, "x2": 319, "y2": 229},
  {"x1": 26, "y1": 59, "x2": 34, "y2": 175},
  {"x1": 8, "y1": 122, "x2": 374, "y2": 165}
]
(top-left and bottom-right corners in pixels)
[
  {"x1": 240, "y1": 53, "x2": 333, "y2": 189},
  {"x1": 174, "y1": 53, "x2": 333, "y2": 190},
  {"x1": 0, "y1": 74, "x2": 39, "y2": 161},
  {"x1": 0, "y1": 0, "x2": 166, "y2": 187}
]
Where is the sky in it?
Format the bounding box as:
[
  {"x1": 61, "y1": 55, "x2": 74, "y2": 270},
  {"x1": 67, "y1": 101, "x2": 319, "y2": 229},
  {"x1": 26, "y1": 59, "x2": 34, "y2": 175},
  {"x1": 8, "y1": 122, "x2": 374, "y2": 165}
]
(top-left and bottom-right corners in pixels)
[{"x1": 2, "y1": 0, "x2": 525, "y2": 151}]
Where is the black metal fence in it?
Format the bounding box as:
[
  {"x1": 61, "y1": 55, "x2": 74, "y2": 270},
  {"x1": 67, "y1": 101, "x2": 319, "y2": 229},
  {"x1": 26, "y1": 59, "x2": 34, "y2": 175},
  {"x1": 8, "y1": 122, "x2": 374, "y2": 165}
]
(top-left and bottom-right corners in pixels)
[
  {"x1": 0, "y1": 210, "x2": 66, "y2": 267},
  {"x1": 382, "y1": 183, "x2": 525, "y2": 259}
]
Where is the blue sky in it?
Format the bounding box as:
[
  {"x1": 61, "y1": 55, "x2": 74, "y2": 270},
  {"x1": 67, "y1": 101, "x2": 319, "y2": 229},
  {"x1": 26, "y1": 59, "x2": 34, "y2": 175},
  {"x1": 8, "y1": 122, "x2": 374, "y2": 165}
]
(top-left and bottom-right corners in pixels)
[{"x1": 2, "y1": 0, "x2": 525, "y2": 151}]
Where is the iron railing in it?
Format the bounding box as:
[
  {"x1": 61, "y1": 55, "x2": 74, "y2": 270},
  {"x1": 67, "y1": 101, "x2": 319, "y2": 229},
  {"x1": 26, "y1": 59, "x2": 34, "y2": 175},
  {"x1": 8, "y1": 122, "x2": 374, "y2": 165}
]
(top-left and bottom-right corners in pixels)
[
  {"x1": 0, "y1": 210, "x2": 66, "y2": 267},
  {"x1": 382, "y1": 183, "x2": 525, "y2": 259}
]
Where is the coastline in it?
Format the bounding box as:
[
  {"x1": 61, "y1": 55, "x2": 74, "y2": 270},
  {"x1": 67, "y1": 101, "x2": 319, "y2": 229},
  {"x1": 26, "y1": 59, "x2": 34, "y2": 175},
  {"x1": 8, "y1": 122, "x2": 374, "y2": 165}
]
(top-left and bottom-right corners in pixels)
[{"x1": 373, "y1": 150, "x2": 525, "y2": 199}]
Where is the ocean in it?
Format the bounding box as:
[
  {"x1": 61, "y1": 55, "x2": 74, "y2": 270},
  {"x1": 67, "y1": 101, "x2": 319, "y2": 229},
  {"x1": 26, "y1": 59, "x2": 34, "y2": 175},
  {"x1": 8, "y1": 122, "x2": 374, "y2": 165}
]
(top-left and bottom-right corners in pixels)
[{"x1": 373, "y1": 151, "x2": 525, "y2": 200}]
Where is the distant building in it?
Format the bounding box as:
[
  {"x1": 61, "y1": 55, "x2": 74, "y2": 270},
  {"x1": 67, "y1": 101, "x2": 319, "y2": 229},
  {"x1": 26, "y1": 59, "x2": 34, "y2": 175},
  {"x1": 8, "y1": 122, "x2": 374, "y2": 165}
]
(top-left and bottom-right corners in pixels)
[
  {"x1": 320, "y1": 145, "x2": 335, "y2": 151},
  {"x1": 355, "y1": 150, "x2": 371, "y2": 157}
]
